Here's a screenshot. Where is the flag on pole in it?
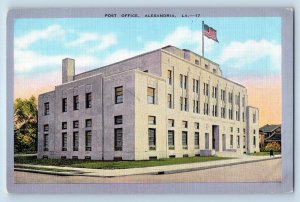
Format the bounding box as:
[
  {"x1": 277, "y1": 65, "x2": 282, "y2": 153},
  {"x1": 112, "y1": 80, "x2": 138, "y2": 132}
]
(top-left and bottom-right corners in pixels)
[{"x1": 203, "y1": 23, "x2": 219, "y2": 42}]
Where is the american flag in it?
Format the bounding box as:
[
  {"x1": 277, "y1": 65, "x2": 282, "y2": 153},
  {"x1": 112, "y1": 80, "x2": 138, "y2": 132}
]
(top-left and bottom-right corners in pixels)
[{"x1": 203, "y1": 24, "x2": 219, "y2": 42}]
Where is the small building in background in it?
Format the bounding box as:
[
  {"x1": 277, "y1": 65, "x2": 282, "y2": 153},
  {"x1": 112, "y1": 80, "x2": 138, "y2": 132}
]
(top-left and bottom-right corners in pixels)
[{"x1": 259, "y1": 124, "x2": 281, "y2": 148}]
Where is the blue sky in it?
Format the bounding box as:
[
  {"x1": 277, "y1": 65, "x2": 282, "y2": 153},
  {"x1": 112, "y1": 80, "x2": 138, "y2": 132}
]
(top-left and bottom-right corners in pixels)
[{"x1": 14, "y1": 17, "x2": 281, "y2": 79}]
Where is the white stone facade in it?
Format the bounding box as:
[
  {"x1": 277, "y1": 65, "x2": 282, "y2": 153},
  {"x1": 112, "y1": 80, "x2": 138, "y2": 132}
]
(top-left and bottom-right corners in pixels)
[{"x1": 37, "y1": 45, "x2": 260, "y2": 160}]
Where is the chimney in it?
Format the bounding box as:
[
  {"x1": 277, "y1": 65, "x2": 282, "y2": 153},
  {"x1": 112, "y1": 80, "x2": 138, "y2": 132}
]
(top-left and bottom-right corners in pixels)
[{"x1": 62, "y1": 58, "x2": 75, "y2": 83}]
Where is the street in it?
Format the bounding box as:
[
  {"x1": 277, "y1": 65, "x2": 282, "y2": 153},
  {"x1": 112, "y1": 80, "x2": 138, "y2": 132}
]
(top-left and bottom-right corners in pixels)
[{"x1": 14, "y1": 158, "x2": 281, "y2": 183}]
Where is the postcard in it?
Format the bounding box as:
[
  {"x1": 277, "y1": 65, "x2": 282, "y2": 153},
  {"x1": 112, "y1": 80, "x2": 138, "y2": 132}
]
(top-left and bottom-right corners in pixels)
[{"x1": 7, "y1": 7, "x2": 294, "y2": 193}]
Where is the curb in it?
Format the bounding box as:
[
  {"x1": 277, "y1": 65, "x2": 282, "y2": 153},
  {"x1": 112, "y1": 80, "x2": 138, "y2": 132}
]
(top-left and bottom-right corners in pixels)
[{"x1": 14, "y1": 156, "x2": 281, "y2": 178}]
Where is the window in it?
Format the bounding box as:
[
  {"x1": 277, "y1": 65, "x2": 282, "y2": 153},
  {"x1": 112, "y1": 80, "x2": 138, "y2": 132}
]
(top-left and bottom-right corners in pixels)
[
  {"x1": 167, "y1": 94, "x2": 172, "y2": 108},
  {"x1": 85, "y1": 119, "x2": 92, "y2": 127},
  {"x1": 230, "y1": 135, "x2": 233, "y2": 148},
  {"x1": 253, "y1": 114, "x2": 256, "y2": 123},
  {"x1": 195, "y1": 59, "x2": 199, "y2": 65},
  {"x1": 242, "y1": 112, "x2": 245, "y2": 122},
  {"x1": 86, "y1": 93, "x2": 92, "y2": 108},
  {"x1": 85, "y1": 131, "x2": 92, "y2": 151},
  {"x1": 73, "y1": 120, "x2": 79, "y2": 129},
  {"x1": 212, "y1": 86, "x2": 217, "y2": 98},
  {"x1": 168, "y1": 119, "x2": 174, "y2": 127},
  {"x1": 73, "y1": 95, "x2": 79, "y2": 110},
  {"x1": 193, "y1": 79, "x2": 196, "y2": 92},
  {"x1": 184, "y1": 98, "x2": 188, "y2": 111},
  {"x1": 242, "y1": 96, "x2": 245, "y2": 107},
  {"x1": 180, "y1": 97, "x2": 183, "y2": 111},
  {"x1": 114, "y1": 128, "x2": 123, "y2": 151},
  {"x1": 204, "y1": 102, "x2": 209, "y2": 115},
  {"x1": 193, "y1": 100, "x2": 199, "y2": 113},
  {"x1": 194, "y1": 122, "x2": 199, "y2": 130},
  {"x1": 62, "y1": 122, "x2": 67, "y2": 130},
  {"x1": 213, "y1": 68, "x2": 216, "y2": 74},
  {"x1": 62, "y1": 132, "x2": 67, "y2": 151},
  {"x1": 253, "y1": 136, "x2": 256, "y2": 146},
  {"x1": 148, "y1": 128, "x2": 156, "y2": 150},
  {"x1": 228, "y1": 109, "x2": 233, "y2": 120},
  {"x1": 230, "y1": 127, "x2": 233, "y2": 133},
  {"x1": 148, "y1": 116, "x2": 156, "y2": 125},
  {"x1": 196, "y1": 80, "x2": 199, "y2": 93},
  {"x1": 228, "y1": 92, "x2": 233, "y2": 103},
  {"x1": 44, "y1": 134, "x2": 49, "y2": 151},
  {"x1": 183, "y1": 76, "x2": 187, "y2": 89},
  {"x1": 182, "y1": 131, "x2": 188, "y2": 149},
  {"x1": 114, "y1": 115, "x2": 123, "y2": 125},
  {"x1": 221, "y1": 90, "x2": 226, "y2": 101},
  {"x1": 194, "y1": 132, "x2": 199, "y2": 149},
  {"x1": 205, "y1": 133, "x2": 209, "y2": 149},
  {"x1": 205, "y1": 64, "x2": 209, "y2": 69},
  {"x1": 182, "y1": 121, "x2": 188, "y2": 129},
  {"x1": 243, "y1": 135, "x2": 246, "y2": 148},
  {"x1": 167, "y1": 70, "x2": 172, "y2": 85},
  {"x1": 253, "y1": 129, "x2": 256, "y2": 134},
  {"x1": 203, "y1": 83, "x2": 209, "y2": 96},
  {"x1": 147, "y1": 87, "x2": 155, "y2": 104},
  {"x1": 73, "y1": 132, "x2": 79, "y2": 151},
  {"x1": 180, "y1": 74, "x2": 183, "y2": 88},
  {"x1": 44, "y1": 102, "x2": 49, "y2": 115},
  {"x1": 168, "y1": 130, "x2": 175, "y2": 149},
  {"x1": 221, "y1": 107, "x2": 226, "y2": 118},
  {"x1": 115, "y1": 86, "x2": 123, "y2": 104},
  {"x1": 44, "y1": 124, "x2": 49, "y2": 132},
  {"x1": 237, "y1": 128, "x2": 240, "y2": 133},
  {"x1": 212, "y1": 105, "x2": 217, "y2": 117},
  {"x1": 243, "y1": 128, "x2": 246, "y2": 134},
  {"x1": 62, "y1": 98, "x2": 67, "y2": 112},
  {"x1": 237, "y1": 135, "x2": 240, "y2": 148}
]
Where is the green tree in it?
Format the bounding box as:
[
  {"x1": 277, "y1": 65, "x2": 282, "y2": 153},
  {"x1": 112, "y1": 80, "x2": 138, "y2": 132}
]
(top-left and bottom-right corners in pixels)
[{"x1": 14, "y1": 96, "x2": 38, "y2": 153}]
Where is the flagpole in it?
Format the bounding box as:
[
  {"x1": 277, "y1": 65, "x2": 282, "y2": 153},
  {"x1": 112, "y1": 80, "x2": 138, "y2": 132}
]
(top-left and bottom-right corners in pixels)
[{"x1": 202, "y1": 21, "x2": 204, "y2": 57}]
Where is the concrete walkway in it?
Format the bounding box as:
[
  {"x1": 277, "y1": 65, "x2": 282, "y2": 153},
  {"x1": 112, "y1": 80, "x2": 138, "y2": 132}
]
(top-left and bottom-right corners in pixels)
[{"x1": 15, "y1": 155, "x2": 281, "y2": 177}]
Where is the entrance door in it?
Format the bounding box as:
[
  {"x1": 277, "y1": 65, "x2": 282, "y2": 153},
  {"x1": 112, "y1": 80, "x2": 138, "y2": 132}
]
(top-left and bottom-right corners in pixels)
[
  {"x1": 212, "y1": 125, "x2": 219, "y2": 151},
  {"x1": 222, "y1": 134, "x2": 226, "y2": 151}
]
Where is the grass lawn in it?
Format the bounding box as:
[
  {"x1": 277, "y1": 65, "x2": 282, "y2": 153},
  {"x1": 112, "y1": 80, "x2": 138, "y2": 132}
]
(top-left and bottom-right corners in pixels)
[
  {"x1": 14, "y1": 155, "x2": 231, "y2": 169},
  {"x1": 249, "y1": 152, "x2": 281, "y2": 156}
]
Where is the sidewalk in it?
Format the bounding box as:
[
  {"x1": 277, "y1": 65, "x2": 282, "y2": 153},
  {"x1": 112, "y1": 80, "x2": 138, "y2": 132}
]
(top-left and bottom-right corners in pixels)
[{"x1": 15, "y1": 155, "x2": 281, "y2": 177}]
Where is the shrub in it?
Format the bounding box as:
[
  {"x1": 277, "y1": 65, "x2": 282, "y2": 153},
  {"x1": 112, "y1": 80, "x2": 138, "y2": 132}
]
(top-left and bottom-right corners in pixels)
[{"x1": 262, "y1": 141, "x2": 281, "y2": 152}]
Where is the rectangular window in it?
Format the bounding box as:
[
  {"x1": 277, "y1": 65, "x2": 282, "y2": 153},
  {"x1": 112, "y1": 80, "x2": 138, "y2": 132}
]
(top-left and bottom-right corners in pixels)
[
  {"x1": 115, "y1": 86, "x2": 123, "y2": 104},
  {"x1": 242, "y1": 96, "x2": 245, "y2": 107},
  {"x1": 230, "y1": 135, "x2": 233, "y2": 148},
  {"x1": 147, "y1": 87, "x2": 155, "y2": 104},
  {"x1": 204, "y1": 102, "x2": 209, "y2": 115},
  {"x1": 73, "y1": 132, "x2": 79, "y2": 151},
  {"x1": 86, "y1": 93, "x2": 92, "y2": 108},
  {"x1": 196, "y1": 80, "x2": 199, "y2": 93},
  {"x1": 182, "y1": 121, "x2": 188, "y2": 128},
  {"x1": 193, "y1": 79, "x2": 195, "y2": 92},
  {"x1": 205, "y1": 133, "x2": 209, "y2": 149},
  {"x1": 195, "y1": 59, "x2": 199, "y2": 65},
  {"x1": 203, "y1": 83, "x2": 209, "y2": 96},
  {"x1": 73, "y1": 95, "x2": 79, "y2": 110},
  {"x1": 85, "y1": 119, "x2": 92, "y2": 127},
  {"x1": 253, "y1": 114, "x2": 256, "y2": 123},
  {"x1": 73, "y1": 120, "x2": 79, "y2": 129},
  {"x1": 194, "y1": 132, "x2": 199, "y2": 148},
  {"x1": 62, "y1": 122, "x2": 67, "y2": 130},
  {"x1": 184, "y1": 98, "x2": 188, "y2": 111},
  {"x1": 243, "y1": 128, "x2": 246, "y2": 134},
  {"x1": 168, "y1": 119, "x2": 174, "y2": 127},
  {"x1": 44, "y1": 134, "x2": 49, "y2": 151},
  {"x1": 243, "y1": 135, "x2": 246, "y2": 148},
  {"x1": 194, "y1": 122, "x2": 199, "y2": 129},
  {"x1": 167, "y1": 70, "x2": 172, "y2": 85},
  {"x1": 114, "y1": 128, "x2": 123, "y2": 151},
  {"x1": 237, "y1": 136, "x2": 240, "y2": 148},
  {"x1": 230, "y1": 127, "x2": 233, "y2": 133},
  {"x1": 62, "y1": 132, "x2": 67, "y2": 151},
  {"x1": 253, "y1": 129, "x2": 256, "y2": 134},
  {"x1": 180, "y1": 97, "x2": 183, "y2": 111},
  {"x1": 44, "y1": 124, "x2": 49, "y2": 132},
  {"x1": 85, "y1": 131, "x2": 92, "y2": 151},
  {"x1": 193, "y1": 100, "x2": 195, "y2": 113},
  {"x1": 62, "y1": 98, "x2": 67, "y2": 112},
  {"x1": 148, "y1": 128, "x2": 156, "y2": 150},
  {"x1": 44, "y1": 102, "x2": 49, "y2": 115},
  {"x1": 237, "y1": 128, "x2": 240, "y2": 133},
  {"x1": 183, "y1": 75, "x2": 187, "y2": 89},
  {"x1": 253, "y1": 136, "x2": 256, "y2": 146},
  {"x1": 168, "y1": 130, "x2": 175, "y2": 149},
  {"x1": 196, "y1": 101, "x2": 199, "y2": 113},
  {"x1": 114, "y1": 115, "x2": 123, "y2": 125},
  {"x1": 180, "y1": 74, "x2": 183, "y2": 88},
  {"x1": 148, "y1": 116, "x2": 156, "y2": 125},
  {"x1": 167, "y1": 94, "x2": 172, "y2": 108},
  {"x1": 182, "y1": 131, "x2": 188, "y2": 149}
]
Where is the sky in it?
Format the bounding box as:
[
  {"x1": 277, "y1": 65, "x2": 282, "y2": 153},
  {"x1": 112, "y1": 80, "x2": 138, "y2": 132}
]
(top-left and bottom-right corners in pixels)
[{"x1": 14, "y1": 17, "x2": 281, "y2": 127}]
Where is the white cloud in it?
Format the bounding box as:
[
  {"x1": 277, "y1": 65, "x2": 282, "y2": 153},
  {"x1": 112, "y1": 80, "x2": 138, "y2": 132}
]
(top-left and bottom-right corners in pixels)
[
  {"x1": 67, "y1": 32, "x2": 117, "y2": 52},
  {"x1": 15, "y1": 25, "x2": 65, "y2": 49},
  {"x1": 219, "y1": 39, "x2": 281, "y2": 70},
  {"x1": 103, "y1": 26, "x2": 215, "y2": 65}
]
